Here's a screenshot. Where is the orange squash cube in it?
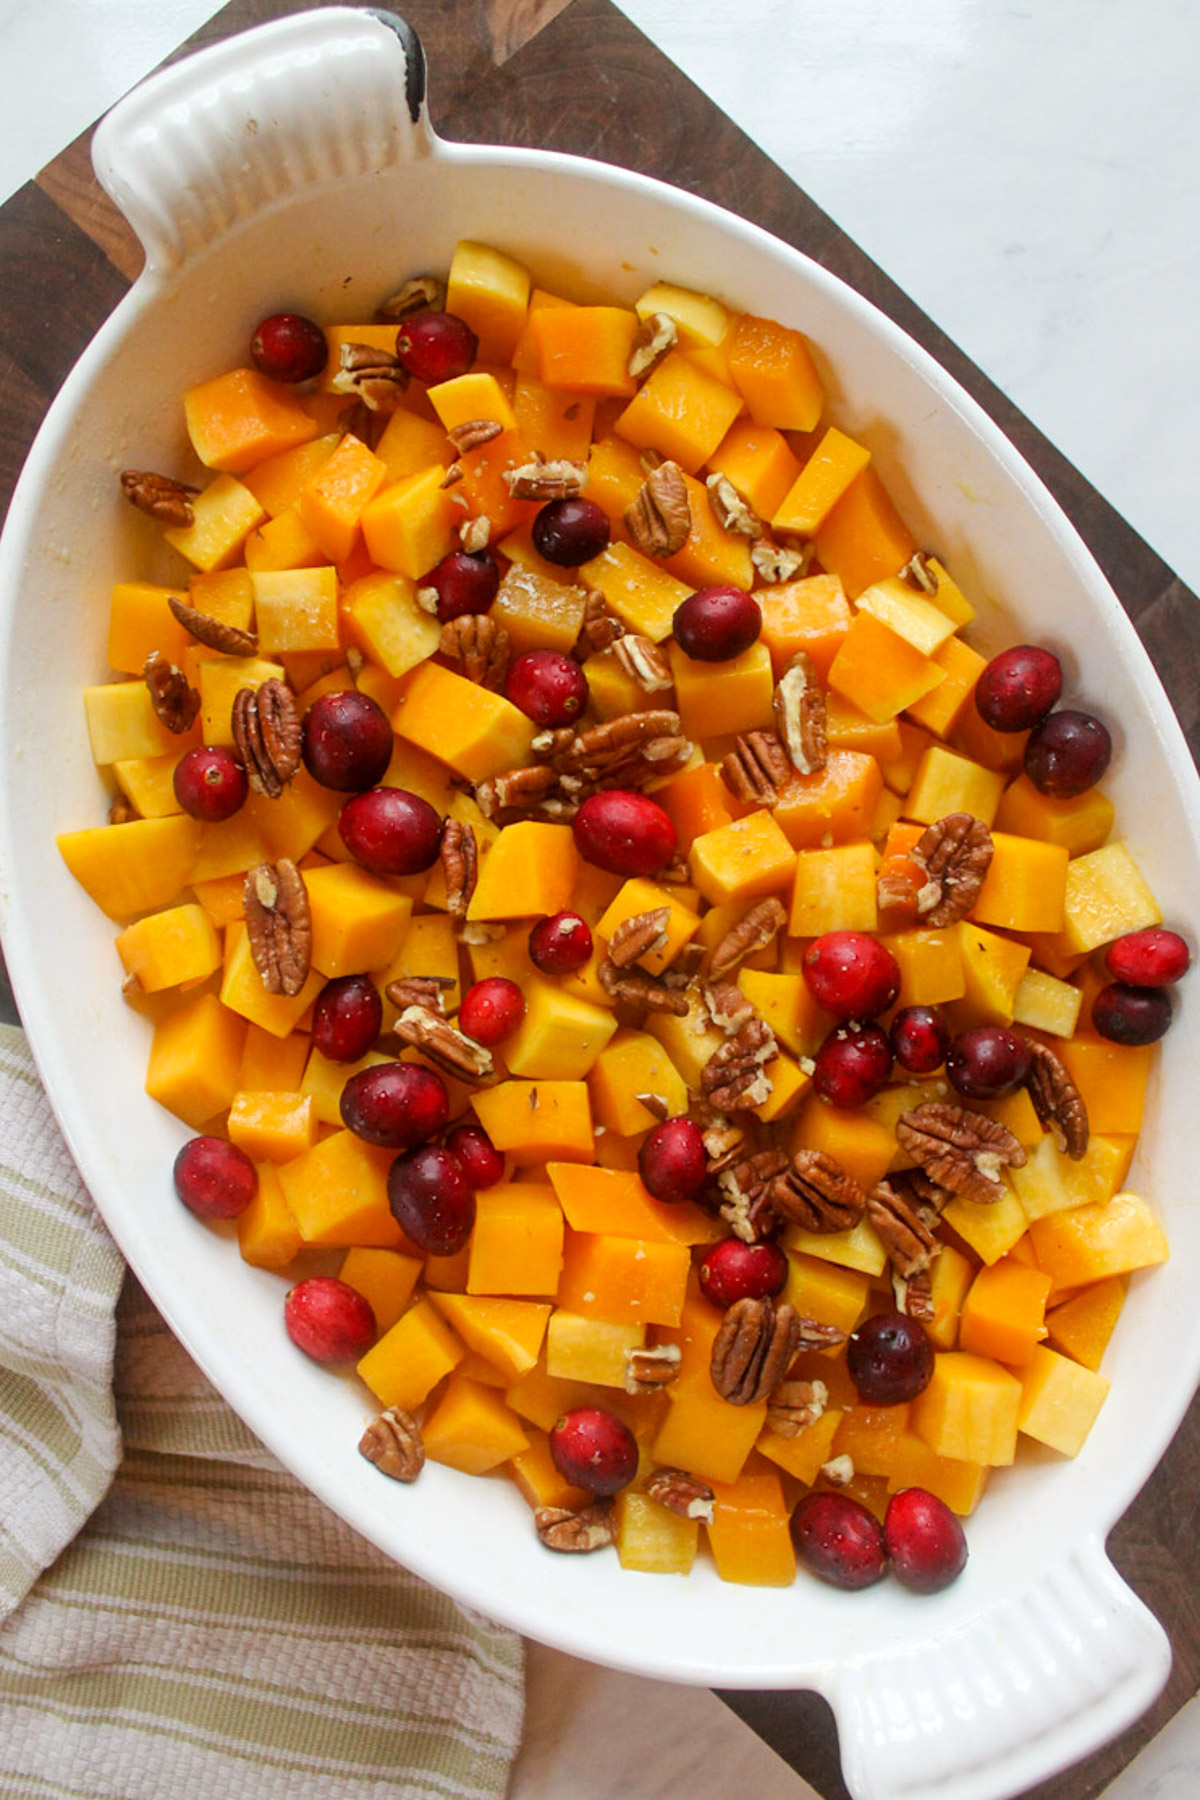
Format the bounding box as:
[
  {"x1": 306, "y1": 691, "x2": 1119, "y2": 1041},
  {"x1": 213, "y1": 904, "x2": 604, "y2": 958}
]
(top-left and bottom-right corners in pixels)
[
  {"x1": 547, "y1": 1163, "x2": 716, "y2": 1247},
  {"x1": 467, "y1": 821, "x2": 578, "y2": 922},
  {"x1": 970, "y1": 832, "x2": 1069, "y2": 935},
  {"x1": 884, "y1": 1432, "x2": 989, "y2": 1516},
  {"x1": 736, "y1": 970, "x2": 831, "y2": 1059},
  {"x1": 1015, "y1": 1346, "x2": 1110, "y2": 1457},
  {"x1": 791, "y1": 1095, "x2": 897, "y2": 1191},
  {"x1": 824, "y1": 693, "x2": 903, "y2": 764},
  {"x1": 144, "y1": 992, "x2": 246, "y2": 1128},
  {"x1": 374, "y1": 405, "x2": 451, "y2": 485},
  {"x1": 510, "y1": 1431, "x2": 592, "y2": 1514},
  {"x1": 586, "y1": 1030, "x2": 690, "y2": 1138},
  {"x1": 660, "y1": 470, "x2": 755, "y2": 592},
  {"x1": 503, "y1": 979, "x2": 618, "y2": 1081},
  {"x1": 905, "y1": 634, "x2": 988, "y2": 738},
  {"x1": 338, "y1": 1246, "x2": 423, "y2": 1334},
  {"x1": 238, "y1": 1021, "x2": 309, "y2": 1096},
  {"x1": 428, "y1": 1293, "x2": 551, "y2": 1382},
  {"x1": 656, "y1": 761, "x2": 735, "y2": 846},
  {"x1": 446, "y1": 240, "x2": 531, "y2": 361},
  {"x1": 832, "y1": 1404, "x2": 911, "y2": 1476},
  {"x1": 302, "y1": 864, "x2": 412, "y2": 978},
  {"x1": 814, "y1": 467, "x2": 916, "y2": 599},
  {"x1": 883, "y1": 928, "x2": 965, "y2": 1008},
  {"x1": 994, "y1": 773, "x2": 1114, "y2": 857},
  {"x1": 241, "y1": 432, "x2": 340, "y2": 517},
  {"x1": 1027, "y1": 1192, "x2": 1169, "y2": 1290},
  {"x1": 757, "y1": 1406, "x2": 844, "y2": 1486},
  {"x1": 236, "y1": 1163, "x2": 302, "y2": 1271},
  {"x1": 359, "y1": 463, "x2": 460, "y2": 579},
  {"x1": 708, "y1": 418, "x2": 803, "y2": 519},
  {"x1": 421, "y1": 1376, "x2": 531, "y2": 1475},
  {"x1": 184, "y1": 367, "x2": 317, "y2": 473},
  {"x1": 772, "y1": 427, "x2": 872, "y2": 535},
  {"x1": 491, "y1": 561, "x2": 589, "y2": 655},
  {"x1": 651, "y1": 1384, "x2": 766, "y2": 1487},
  {"x1": 581, "y1": 539, "x2": 693, "y2": 642},
  {"x1": 1055, "y1": 1034, "x2": 1151, "y2": 1135},
  {"x1": 293, "y1": 434, "x2": 385, "y2": 564},
  {"x1": 512, "y1": 376, "x2": 596, "y2": 463},
  {"x1": 357, "y1": 1298, "x2": 464, "y2": 1412},
  {"x1": 669, "y1": 639, "x2": 774, "y2": 739},
  {"x1": 959, "y1": 1258, "x2": 1053, "y2": 1365},
  {"x1": 727, "y1": 313, "x2": 823, "y2": 431},
  {"x1": 106, "y1": 581, "x2": 194, "y2": 674},
  {"x1": 556, "y1": 1232, "x2": 691, "y2": 1327},
  {"x1": 690, "y1": 810, "x2": 797, "y2": 906},
  {"x1": 471, "y1": 1080, "x2": 594, "y2": 1163},
  {"x1": 426, "y1": 369, "x2": 518, "y2": 436},
  {"x1": 905, "y1": 745, "x2": 1007, "y2": 828},
  {"x1": 706, "y1": 1468, "x2": 796, "y2": 1586},
  {"x1": 757, "y1": 574, "x2": 852, "y2": 679},
  {"x1": 616, "y1": 350, "x2": 743, "y2": 471},
  {"x1": 227, "y1": 1091, "x2": 318, "y2": 1164},
  {"x1": 1045, "y1": 1276, "x2": 1127, "y2": 1372},
  {"x1": 782, "y1": 1252, "x2": 871, "y2": 1337},
  {"x1": 467, "y1": 1184, "x2": 565, "y2": 1297},
  {"x1": 789, "y1": 841, "x2": 878, "y2": 936},
  {"x1": 277, "y1": 1129, "x2": 402, "y2": 1248},
  {"x1": 220, "y1": 922, "x2": 324, "y2": 1037},
  {"x1": 243, "y1": 508, "x2": 327, "y2": 573},
  {"x1": 393, "y1": 661, "x2": 536, "y2": 782},
  {"x1": 343, "y1": 569, "x2": 441, "y2": 678},
  {"x1": 827, "y1": 612, "x2": 944, "y2": 723},
  {"x1": 533, "y1": 304, "x2": 639, "y2": 398},
  {"x1": 116, "y1": 902, "x2": 222, "y2": 993},
  {"x1": 773, "y1": 750, "x2": 883, "y2": 850},
  {"x1": 911, "y1": 1351, "x2": 1022, "y2": 1466}
]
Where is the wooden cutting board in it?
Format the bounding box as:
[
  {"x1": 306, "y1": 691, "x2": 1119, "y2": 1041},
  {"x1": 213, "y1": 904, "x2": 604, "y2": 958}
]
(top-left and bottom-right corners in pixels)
[{"x1": 1, "y1": 3, "x2": 1197, "y2": 1795}]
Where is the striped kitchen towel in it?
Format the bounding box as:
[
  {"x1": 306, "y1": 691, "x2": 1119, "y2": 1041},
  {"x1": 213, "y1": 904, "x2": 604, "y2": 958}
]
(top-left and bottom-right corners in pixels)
[{"x1": 0, "y1": 1023, "x2": 524, "y2": 1798}]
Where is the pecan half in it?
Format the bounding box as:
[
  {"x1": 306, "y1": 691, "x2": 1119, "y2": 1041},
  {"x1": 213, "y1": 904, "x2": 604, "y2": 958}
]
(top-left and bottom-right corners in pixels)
[
  {"x1": 774, "y1": 652, "x2": 827, "y2": 775},
  {"x1": 607, "y1": 907, "x2": 671, "y2": 969},
  {"x1": 439, "y1": 614, "x2": 510, "y2": 690},
  {"x1": 393, "y1": 1006, "x2": 493, "y2": 1082},
  {"x1": 701, "y1": 1113, "x2": 749, "y2": 1177},
  {"x1": 717, "y1": 1148, "x2": 788, "y2": 1242},
  {"x1": 244, "y1": 860, "x2": 311, "y2": 996},
  {"x1": 358, "y1": 1408, "x2": 425, "y2": 1482},
  {"x1": 628, "y1": 311, "x2": 678, "y2": 380},
  {"x1": 708, "y1": 897, "x2": 787, "y2": 982},
  {"x1": 868, "y1": 1178, "x2": 942, "y2": 1277},
  {"x1": 766, "y1": 1377, "x2": 828, "y2": 1438},
  {"x1": 167, "y1": 594, "x2": 258, "y2": 657},
  {"x1": 720, "y1": 730, "x2": 791, "y2": 806},
  {"x1": 625, "y1": 1342, "x2": 682, "y2": 1394},
  {"x1": 575, "y1": 588, "x2": 625, "y2": 656},
  {"x1": 795, "y1": 1318, "x2": 849, "y2": 1352},
  {"x1": 535, "y1": 1502, "x2": 615, "y2": 1553},
  {"x1": 503, "y1": 457, "x2": 587, "y2": 501},
  {"x1": 120, "y1": 469, "x2": 196, "y2": 527},
  {"x1": 446, "y1": 418, "x2": 503, "y2": 454},
  {"x1": 331, "y1": 340, "x2": 408, "y2": 410},
  {"x1": 232, "y1": 678, "x2": 302, "y2": 798},
  {"x1": 893, "y1": 1267, "x2": 936, "y2": 1323},
  {"x1": 750, "y1": 537, "x2": 812, "y2": 584},
  {"x1": 706, "y1": 472, "x2": 762, "y2": 538},
  {"x1": 710, "y1": 1297, "x2": 802, "y2": 1405},
  {"x1": 770, "y1": 1150, "x2": 866, "y2": 1234},
  {"x1": 440, "y1": 818, "x2": 478, "y2": 927},
  {"x1": 702, "y1": 1016, "x2": 777, "y2": 1112},
  {"x1": 475, "y1": 761, "x2": 563, "y2": 823},
  {"x1": 597, "y1": 958, "x2": 690, "y2": 1015},
  {"x1": 612, "y1": 635, "x2": 673, "y2": 692},
  {"x1": 376, "y1": 274, "x2": 446, "y2": 321},
  {"x1": 897, "y1": 1101, "x2": 1027, "y2": 1204},
  {"x1": 1025, "y1": 1040, "x2": 1089, "y2": 1160},
  {"x1": 911, "y1": 813, "x2": 994, "y2": 927},
  {"x1": 384, "y1": 974, "x2": 454, "y2": 1014},
  {"x1": 643, "y1": 1467, "x2": 714, "y2": 1524},
  {"x1": 624, "y1": 460, "x2": 691, "y2": 558},
  {"x1": 144, "y1": 651, "x2": 200, "y2": 734}
]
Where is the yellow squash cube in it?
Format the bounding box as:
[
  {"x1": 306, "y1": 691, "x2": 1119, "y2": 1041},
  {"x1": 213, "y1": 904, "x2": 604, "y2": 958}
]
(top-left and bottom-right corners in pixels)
[
  {"x1": 428, "y1": 1294, "x2": 551, "y2": 1382},
  {"x1": 771, "y1": 426, "x2": 871, "y2": 535},
  {"x1": 357, "y1": 1299, "x2": 464, "y2": 1411},
  {"x1": 227, "y1": 1091, "x2": 318, "y2": 1163},
  {"x1": 467, "y1": 820, "x2": 579, "y2": 921},
  {"x1": 471, "y1": 1081, "x2": 594, "y2": 1163},
  {"x1": 447, "y1": 240, "x2": 532, "y2": 361},
  {"x1": 343, "y1": 569, "x2": 441, "y2": 678},
  {"x1": 360, "y1": 463, "x2": 460, "y2": 579},
  {"x1": 277, "y1": 1129, "x2": 401, "y2": 1248},
  {"x1": 250, "y1": 567, "x2": 340, "y2": 654},
  {"x1": 588, "y1": 1029, "x2": 689, "y2": 1136},
  {"x1": 393, "y1": 661, "x2": 536, "y2": 783},
  {"x1": 911, "y1": 1352, "x2": 1022, "y2": 1466},
  {"x1": 303, "y1": 863, "x2": 412, "y2": 977},
  {"x1": 467, "y1": 1184, "x2": 565, "y2": 1297},
  {"x1": 338, "y1": 1246, "x2": 423, "y2": 1334},
  {"x1": 580, "y1": 540, "x2": 693, "y2": 642},
  {"x1": 970, "y1": 832, "x2": 1069, "y2": 934},
  {"x1": 994, "y1": 772, "x2": 1115, "y2": 857},
  {"x1": 614, "y1": 1488, "x2": 699, "y2": 1576},
  {"x1": 1016, "y1": 1346, "x2": 1110, "y2": 1456},
  {"x1": 855, "y1": 577, "x2": 957, "y2": 656},
  {"x1": 236, "y1": 1163, "x2": 302, "y2": 1271},
  {"x1": 789, "y1": 841, "x2": 878, "y2": 935},
  {"x1": 690, "y1": 810, "x2": 797, "y2": 906},
  {"x1": 905, "y1": 745, "x2": 1007, "y2": 828},
  {"x1": 115, "y1": 903, "x2": 221, "y2": 992},
  {"x1": 545, "y1": 1311, "x2": 645, "y2": 1387},
  {"x1": 422, "y1": 1376, "x2": 531, "y2": 1475},
  {"x1": 503, "y1": 979, "x2": 618, "y2": 1080},
  {"x1": 669, "y1": 639, "x2": 774, "y2": 739},
  {"x1": 1059, "y1": 842, "x2": 1162, "y2": 953},
  {"x1": 85, "y1": 681, "x2": 193, "y2": 766},
  {"x1": 144, "y1": 992, "x2": 245, "y2": 1128}
]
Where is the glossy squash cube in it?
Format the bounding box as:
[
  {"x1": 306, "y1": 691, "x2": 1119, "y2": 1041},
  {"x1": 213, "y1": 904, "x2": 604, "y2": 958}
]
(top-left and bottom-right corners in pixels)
[
  {"x1": 970, "y1": 832, "x2": 1069, "y2": 935},
  {"x1": 144, "y1": 992, "x2": 245, "y2": 1128},
  {"x1": 614, "y1": 1487, "x2": 699, "y2": 1575},
  {"x1": 959, "y1": 1258, "x2": 1052, "y2": 1365},
  {"x1": 491, "y1": 561, "x2": 589, "y2": 655},
  {"x1": 393, "y1": 661, "x2": 536, "y2": 782},
  {"x1": 651, "y1": 1385, "x2": 766, "y2": 1487},
  {"x1": 304, "y1": 863, "x2": 413, "y2": 977},
  {"x1": 1059, "y1": 843, "x2": 1162, "y2": 954},
  {"x1": 911, "y1": 1351, "x2": 1022, "y2": 1466},
  {"x1": 533, "y1": 304, "x2": 638, "y2": 398},
  {"x1": 503, "y1": 979, "x2": 618, "y2": 1080},
  {"x1": 905, "y1": 745, "x2": 1007, "y2": 828},
  {"x1": 428, "y1": 1293, "x2": 551, "y2": 1382},
  {"x1": 771, "y1": 426, "x2": 871, "y2": 535},
  {"x1": 547, "y1": 1162, "x2": 718, "y2": 1247},
  {"x1": 471, "y1": 1080, "x2": 594, "y2": 1163},
  {"x1": 467, "y1": 820, "x2": 579, "y2": 922},
  {"x1": 115, "y1": 903, "x2": 221, "y2": 993},
  {"x1": 556, "y1": 1232, "x2": 691, "y2": 1327},
  {"x1": 757, "y1": 574, "x2": 852, "y2": 679},
  {"x1": 580, "y1": 540, "x2": 693, "y2": 642},
  {"x1": 236, "y1": 1163, "x2": 302, "y2": 1271},
  {"x1": 545, "y1": 1311, "x2": 645, "y2": 1387},
  {"x1": 227, "y1": 1091, "x2": 318, "y2": 1164},
  {"x1": 338, "y1": 1246, "x2": 423, "y2": 1334},
  {"x1": 788, "y1": 841, "x2": 877, "y2": 935},
  {"x1": 814, "y1": 468, "x2": 916, "y2": 600},
  {"x1": 690, "y1": 809, "x2": 797, "y2": 906},
  {"x1": 357, "y1": 1299, "x2": 464, "y2": 1412},
  {"x1": 773, "y1": 749, "x2": 883, "y2": 851},
  {"x1": 343, "y1": 569, "x2": 440, "y2": 677},
  {"x1": 184, "y1": 367, "x2": 317, "y2": 473},
  {"x1": 1027, "y1": 1192, "x2": 1169, "y2": 1291},
  {"x1": 1045, "y1": 1276, "x2": 1127, "y2": 1372},
  {"x1": 616, "y1": 349, "x2": 742, "y2": 469},
  {"x1": 277, "y1": 1129, "x2": 402, "y2": 1248},
  {"x1": 587, "y1": 1029, "x2": 690, "y2": 1137},
  {"x1": 669, "y1": 639, "x2": 774, "y2": 739},
  {"x1": 1016, "y1": 1346, "x2": 1110, "y2": 1457},
  {"x1": 727, "y1": 313, "x2": 823, "y2": 431},
  {"x1": 359, "y1": 463, "x2": 459, "y2": 579},
  {"x1": 706, "y1": 1468, "x2": 796, "y2": 1587},
  {"x1": 708, "y1": 418, "x2": 802, "y2": 520},
  {"x1": 446, "y1": 239, "x2": 531, "y2": 361},
  {"x1": 467, "y1": 1184, "x2": 565, "y2": 1296}
]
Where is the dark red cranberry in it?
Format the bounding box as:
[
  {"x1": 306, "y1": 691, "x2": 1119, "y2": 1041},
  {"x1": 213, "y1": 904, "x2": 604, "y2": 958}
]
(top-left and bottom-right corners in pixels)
[
  {"x1": 458, "y1": 976, "x2": 525, "y2": 1046},
  {"x1": 802, "y1": 932, "x2": 900, "y2": 1019},
  {"x1": 172, "y1": 745, "x2": 248, "y2": 822},
  {"x1": 173, "y1": 1135, "x2": 257, "y2": 1220},
  {"x1": 698, "y1": 1237, "x2": 788, "y2": 1307},
  {"x1": 395, "y1": 310, "x2": 478, "y2": 384},
  {"x1": 532, "y1": 496, "x2": 611, "y2": 566},
  {"x1": 302, "y1": 690, "x2": 393, "y2": 792},
  {"x1": 573, "y1": 790, "x2": 677, "y2": 877},
  {"x1": 847, "y1": 1311, "x2": 935, "y2": 1405},
  {"x1": 311, "y1": 974, "x2": 383, "y2": 1063},
  {"x1": 673, "y1": 586, "x2": 761, "y2": 662},
  {"x1": 1024, "y1": 709, "x2": 1112, "y2": 798},
  {"x1": 813, "y1": 1022, "x2": 893, "y2": 1108},
  {"x1": 1105, "y1": 928, "x2": 1191, "y2": 988},
  {"x1": 505, "y1": 649, "x2": 588, "y2": 727},
  {"x1": 945, "y1": 1025, "x2": 1032, "y2": 1100},
  {"x1": 790, "y1": 1492, "x2": 887, "y2": 1590},
  {"x1": 388, "y1": 1144, "x2": 476, "y2": 1255},
  {"x1": 284, "y1": 1276, "x2": 375, "y2": 1363},
  {"x1": 1092, "y1": 982, "x2": 1173, "y2": 1046},
  {"x1": 250, "y1": 311, "x2": 328, "y2": 383},
  {"x1": 339, "y1": 787, "x2": 443, "y2": 875},
  {"x1": 974, "y1": 645, "x2": 1062, "y2": 732},
  {"x1": 889, "y1": 1005, "x2": 951, "y2": 1074},
  {"x1": 549, "y1": 1407, "x2": 638, "y2": 1497},
  {"x1": 884, "y1": 1488, "x2": 968, "y2": 1593},
  {"x1": 528, "y1": 911, "x2": 593, "y2": 974},
  {"x1": 422, "y1": 548, "x2": 499, "y2": 623},
  {"x1": 445, "y1": 1123, "x2": 505, "y2": 1190},
  {"x1": 637, "y1": 1117, "x2": 707, "y2": 1205},
  {"x1": 340, "y1": 1061, "x2": 449, "y2": 1148}
]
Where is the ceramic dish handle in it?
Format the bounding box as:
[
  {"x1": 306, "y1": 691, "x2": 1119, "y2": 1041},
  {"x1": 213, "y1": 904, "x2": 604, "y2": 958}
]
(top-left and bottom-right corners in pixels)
[
  {"x1": 90, "y1": 8, "x2": 430, "y2": 273},
  {"x1": 828, "y1": 1538, "x2": 1169, "y2": 1800}
]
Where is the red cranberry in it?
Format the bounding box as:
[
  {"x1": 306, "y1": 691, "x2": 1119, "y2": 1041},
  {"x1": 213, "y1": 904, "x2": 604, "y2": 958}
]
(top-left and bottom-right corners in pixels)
[
  {"x1": 458, "y1": 977, "x2": 525, "y2": 1046},
  {"x1": 340, "y1": 1061, "x2": 449, "y2": 1148},
  {"x1": 1092, "y1": 982, "x2": 1173, "y2": 1046},
  {"x1": 549, "y1": 1407, "x2": 638, "y2": 1497},
  {"x1": 312, "y1": 974, "x2": 382, "y2": 1063},
  {"x1": 395, "y1": 310, "x2": 478, "y2": 384},
  {"x1": 445, "y1": 1123, "x2": 505, "y2": 1190},
  {"x1": 250, "y1": 311, "x2": 328, "y2": 383},
  {"x1": 284, "y1": 1276, "x2": 375, "y2": 1363},
  {"x1": 172, "y1": 745, "x2": 248, "y2": 822},
  {"x1": 1024, "y1": 709, "x2": 1112, "y2": 797},
  {"x1": 388, "y1": 1144, "x2": 476, "y2": 1256},
  {"x1": 422, "y1": 548, "x2": 499, "y2": 623},
  {"x1": 505, "y1": 649, "x2": 588, "y2": 727},
  {"x1": 790, "y1": 1492, "x2": 887, "y2": 1591},
  {"x1": 803, "y1": 932, "x2": 900, "y2": 1019},
  {"x1": 698, "y1": 1237, "x2": 788, "y2": 1307},
  {"x1": 847, "y1": 1311, "x2": 935, "y2": 1405},
  {"x1": 946, "y1": 1025, "x2": 1032, "y2": 1100},
  {"x1": 673, "y1": 586, "x2": 762, "y2": 662},
  {"x1": 813, "y1": 1022, "x2": 893, "y2": 1108},
  {"x1": 573, "y1": 790, "x2": 677, "y2": 877},
  {"x1": 302, "y1": 690, "x2": 393, "y2": 792},
  {"x1": 528, "y1": 911, "x2": 593, "y2": 974},
  {"x1": 974, "y1": 645, "x2": 1062, "y2": 732},
  {"x1": 884, "y1": 1487, "x2": 968, "y2": 1593},
  {"x1": 339, "y1": 787, "x2": 443, "y2": 875},
  {"x1": 173, "y1": 1135, "x2": 257, "y2": 1220},
  {"x1": 637, "y1": 1117, "x2": 707, "y2": 1205},
  {"x1": 1106, "y1": 928, "x2": 1191, "y2": 988},
  {"x1": 531, "y1": 496, "x2": 611, "y2": 566},
  {"x1": 889, "y1": 1005, "x2": 950, "y2": 1074}
]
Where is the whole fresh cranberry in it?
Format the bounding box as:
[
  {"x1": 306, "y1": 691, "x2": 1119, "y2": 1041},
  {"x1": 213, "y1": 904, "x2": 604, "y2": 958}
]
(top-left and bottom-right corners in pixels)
[
  {"x1": 505, "y1": 649, "x2": 588, "y2": 727},
  {"x1": 422, "y1": 548, "x2": 500, "y2": 623},
  {"x1": 573, "y1": 790, "x2": 677, "y2": 877},
  {"x1": 312, "y1": 974, "x2": 383, "y2": 1063},
  {"x1": 890, "y1": 1005, "x2": 951, "y2": 1074},
  {"x1": 1024, "y1": 709, "x2": 1112, "y2": 798},
  {"x1": 946, "y1": 1025, "x2": 1032, "y2": 1100},
  {"x1": 803, "y1": 932, "x2": 900, "y2": 1019},
  {"x1": 387, "y1": 1144, "x2": 476, "y2": 1256},
  {"x1": 1092, "y1": 982, "x2": 1173, "y2": 1046},
  {"x1": 673, "y1": 586, "x2": 762, "y2": 662},
  {"x1": 173, "y1": 1135, "x2": 257, "y2": 1220},
  {"x1": 1106, "y1": 928, "x2": 1191, "y2": 988},
  {"x1": 445, "y1": 1123, "x2": 505, "y2": 1190},
  {"x1": 884, "y1": 1487, "x2": 969, "y2": 1593},
  {"x1": 284, "y1": 1276, "x2": 375, "y2": 1363},
  {"x1": 813, "y1": 1022, "x2": 893, "y2": 1108},
  {"x1": 790, "y1": 1492, "x2": 887, "y2": 1591},
  {"x1": 250, "y1": 311, "x2": 328, "y2": 383},
  {"x1": 172, "y1": 745, "x2": 248, "y2": 822},
  {"x1": 394, "y1": 309, "x2": 477, "y2": 384},
  {"x1": 339, "y1": 787, "x2": 443, "y2": 875},
  {"x1": 302, "y1": 690, "x2": 393, "y2": 792},
  {"x1": 458, "y1": 977, "x2": 525, "y2": 1046},
  {"x1": 698, "y1": 1237, "x2": 788, "y2": 1307},
  {"x1": 549, "y1": 1407, "x2": 638, "y2": 1497},
  {"x1": 847, "y1": 1311, "x2": 935, "y2": 1405},
  {"x1": 531, "y1": 496, "x2": 611, "y2": 566},
  {"x1": 528, "y1": 911, "x2": 593, "y2": 974},
  {"x1": 637, "y1": 1117, "x2": 707, "y2": 1205},
  {"x1": 340, "y1": 1061, "x2": 449, "y2": 1148},
  {"x1": 974, "y1": 645, "x2": 1062, "y2": 732}
]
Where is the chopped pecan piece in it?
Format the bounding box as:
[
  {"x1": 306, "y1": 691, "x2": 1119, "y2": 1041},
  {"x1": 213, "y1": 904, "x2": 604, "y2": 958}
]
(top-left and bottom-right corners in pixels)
[
  {"x1": 708, "y1": 897, "x2": 787, "y2": 981},
  {"x1": 535, "y1": 1501, "x2": 615, "y2": 1553},
  {"x1": 244, "y1": 860, "x2": 311, "y2": 996},
  {"x1": 711, "y1": 1297, "x2": 802, "y2": 1405},
  {"x1": 627, "y1": 310, "x2": 678, "y2": 380},
  {"x1": 893, "y1": 1267, "x2": 936, "y2": 1323},
  {"x1": 376, "y1": 274, "x2": 446, "y2": 321},
  {"x1": 770, "y1": 1150, "x2": 867, "y2": 1234},
  {"x1": 503, "y1": 457, "x2": 587, "y2": 501},
  {"x1": 868, "y1": 1178, "x2": 941, "y2": 1277},
  {"x1": 167, "y1": 594, "x2": 258, "y2": 657},
  {"x1": 720, "y1": 730, "x2": 791, "y2": 805},
  {"x1": 575, "y1": 588, "x2": 625, "y2": 656},
  {"x1": 624, "y1": 460, "x2": 691, "y2": 558},
  {"x1": 897, "y1": 1101, "x2": 1026, "y2": 1204},
  {"x1": 120, "y1": 469, "x2": 196, "y2": 527},
  {"x1": 750, "y1": 537, "x2": 812, "y2": 584},
  {"x1": 795, "y1": 1318, "x2": 849, "y2": 1352},
  {"x1": 358, "y1": 1407, "x2": 425, "y2": 1482},
  {"x1": 459, "y1": 514, "x2": 492, "y2": 553},
  {"x1": 439, "y1": 613, "x2": 510, "y2": 690},
  {"x1": 446, "y1": 418, "x2": 503, "y2": 454},
  {"x1": 705, "y1": 980, "x2": 757, "y2": 1037},
  {"x1": 625, "y1": 1342, "x2": 682, "y2": 1394},
  {"x1": 1025, "y1": 1041, "x2": 1089, "y2": 1160},
  {"x1": 440, "y1": 818, "x2": 478, "y2": 927},
  {"x1": 821, "y1": 1454, "x2": 855, "y2": 1489},
  {"x1": 911, "y1": 813, "x2": 994, "y2": 927},
  {"x1": 144, "y1": 651, "x2": 200, "y2": 734},
  {"x1": 701, "y1": 1114, "x2": 749, "y2": 1177},
  {"x1": 643, "y1": 1467, "x2": 714, "y2": 1523},
  {"x1": 384, "y1": 974, "x2": 454, "y2": 1015},
  {"x1": 440, "y1": 463, "x2": 464, "y2": 489},
  {"x1": 774, "y1": 652, "x2": 827, "y2": 775},
  {"x1": 394, "y1": 1005, "x2": 493, "y2": 1082},
  {"x1": 108, "y1": 792, "x2": 140, "y2": 825},
  {"x1": 607, "y1": 907, "x2": 671, "y2": 969},
  {"x1": 612, "y1": 635, "x2": 673, "y2": 692},
  {"x1": 475, "y1": 761, "x2": 563, "y2": 823},
  {"x1": 597, "y1": 958, "x2": 690, "y2": 1015},
  {"x1": 717, "y1": 1148, "x2": 787, "y2": 1243},
  {"x1": 702, "y1": 1016, "x2": 777, "y2": 1112},
  {"x1": 901, "y1": 550, "x2": 939, "y2": 595},
  {"x1": 232, "y1": 678, "x2": 302, "y2": 798},
  {"x1": 331, "y1": 340, "x2": 408, "y2": 410},
  {"x1": 766, "y1": 1377, "x2": 828, "y2": 1438},
  {"x1": 706, "y1": 471, "x2": 762, "y2": 538}
]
